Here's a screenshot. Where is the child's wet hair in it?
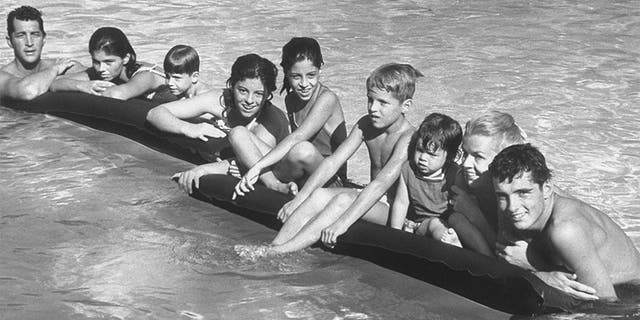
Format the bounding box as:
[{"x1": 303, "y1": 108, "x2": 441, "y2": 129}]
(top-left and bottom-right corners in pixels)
[
  {"x1": 464, "y1": 110, "x2": 527, "y2": 152},
  {"x1": 7, "y1": 5, "x2": 44, "y2": 36},
  {"x1": 226, "y1": 53, "x2": 278, "y2": 101},
  {"x1": 280, "y1": 37, "x2": 324, "y2": 94},
  {"x1": 409, "y1": 113, "x2": 462, "y2": 169},
  {"x1": 89, "y1": 27, "x2": 137, "y2": 78},
  {"x1": 366, "y1": 63, "x2": 424, "y2": 102},
  {"x1": 164, "y1": 45, "x2": 199, "y2": 75}
]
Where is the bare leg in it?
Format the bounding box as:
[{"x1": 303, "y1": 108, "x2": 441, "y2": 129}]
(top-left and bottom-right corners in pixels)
[
  {"x1": 271, "y1": 188, "x2": 348, "y2": 245},
  {"x1": 228, "y1": 126, "x2": 292, "y2": 193},
  {"x1": 273, "y1": 141, "x2": 325, "y2": 187},
  {"x1": 447, "y1": 212, "x2": 493, "y2": 256},
  {"x1": 270, "y1": 190, "x2": 359, "y2": 254}
]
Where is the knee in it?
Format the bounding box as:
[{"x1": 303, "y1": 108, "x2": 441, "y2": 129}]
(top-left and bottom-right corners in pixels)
[
  {"x1": 286, "y1": 141, "x2": 319, "y2": 164},
  {"x1": 228, "y1": 126, "x2": 250, "y2": 146},
  {"x1": 332, "y1": 192, "x2": 355, "y2": 207}
]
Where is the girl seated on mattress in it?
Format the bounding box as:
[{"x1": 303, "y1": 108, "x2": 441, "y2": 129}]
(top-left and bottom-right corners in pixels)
[{"x1": 146, "y1": 53, "x2": 289, "y2": 194}]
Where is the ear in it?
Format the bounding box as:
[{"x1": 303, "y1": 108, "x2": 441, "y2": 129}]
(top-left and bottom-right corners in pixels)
[
  {"x1": 542, "y1": 179, "x2": 553, "y2": 200},
  {"x1": 123, "y1": 53, "x2": 130, "y2": 65},
  {"x1": 6, "y1": 35, "x2": 13, "y2": 49},
  {"x1": 401, "y1": 98, "x2": 412, "y2": 114},
  {"x1": 190, "y1": 71, "x2": 199, "y2": 84}
]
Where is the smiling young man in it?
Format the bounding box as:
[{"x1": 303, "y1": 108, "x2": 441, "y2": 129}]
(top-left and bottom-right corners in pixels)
[
  {"x1": 0, "y1": 6, "x2": 87, "y2": 101},
  {"x1": 491, "y1": 143, "x2": 640, "y2": 301}
]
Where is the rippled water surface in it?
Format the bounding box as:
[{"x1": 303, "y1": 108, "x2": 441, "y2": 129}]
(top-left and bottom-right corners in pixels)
[{"x1": 1, "y1": 0, "x2": 639, "y2": 319}]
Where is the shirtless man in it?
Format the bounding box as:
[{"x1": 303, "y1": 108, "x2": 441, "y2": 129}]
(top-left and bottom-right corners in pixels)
[
  {"x1": 491, "y1": 143, "x2": 640, "y2": 301},
  {"x1": 0, "y1": 6, "x2": 96, "y2": 101}
]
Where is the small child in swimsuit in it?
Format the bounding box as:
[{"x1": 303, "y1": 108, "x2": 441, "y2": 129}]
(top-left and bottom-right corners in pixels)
[
  {"x1": 162, "y1": 45, "x2": 208, "y2": 100},
  {"x1": 390, "y1": 113, "x2": 492, "y2": 256}
]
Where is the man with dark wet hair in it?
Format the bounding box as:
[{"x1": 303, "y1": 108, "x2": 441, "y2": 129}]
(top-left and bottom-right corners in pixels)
[
  {"x1": 491, "y1": 143, "x2": 640, "y2": 301},
  {"x1": 0, "y1": 6, "x2": 86, "y2": 101}
]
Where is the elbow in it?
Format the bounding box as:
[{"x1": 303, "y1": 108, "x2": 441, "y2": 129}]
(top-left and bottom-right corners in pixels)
[
  {"x1": 146, "y1": 107, "x2": 161, "y2": 123},
  {"x1": 102, "y1": 91, "x2": 127, "y2": 100},
  {"x1": 18, "y1": 83, "x2": 45, "y2": 101}
]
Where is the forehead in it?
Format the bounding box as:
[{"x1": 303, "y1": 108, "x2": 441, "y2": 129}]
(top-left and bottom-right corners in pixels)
[
  {"x1": 289, "y1": 58, "x2": 318, "y2": 73},
  {"x1": 235, "y1": 77, "x2": 264, "y2": 90},
  {"x1": 11, "y1": 19, "x2": 42, "y2": 34},
  {"x1": 91, "y1": 50, "x2": 122, "y2": 60},
  {"x1": 463, "y1": 134, "x2": 496, "y2": 154},
  {"x1": 494, "y1": 171, "x2": 537, "y2": 191},
  {"x1": 367, "y1": 87, "x2": 400, "y2": 102}
]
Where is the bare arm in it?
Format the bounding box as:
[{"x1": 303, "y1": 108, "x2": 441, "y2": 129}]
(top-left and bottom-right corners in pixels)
[
  {"x1": 389, "y1": 174, "x2": 409, "y2": 230},
  {"x1": 548, "y1": 221, "x2": 616, "y2": 300},
  {"x1": 331, "y1": 131, "x2": 412, "y2": 230},
  {"x1": 50, "y1": 66, "x2": 115, "y2": 95},
  {"x1": 101, "y1": 71, "x2": 164, "y2": 100},
  {"x1": 146, "y1": 91, "x2": 226, "y2": 141},
  {"x1": 0, "y1": 59, "x2": 75, "y2": 100},
  {"x1": 274, "y1": 118, "x2": 366, "y2": 219}
]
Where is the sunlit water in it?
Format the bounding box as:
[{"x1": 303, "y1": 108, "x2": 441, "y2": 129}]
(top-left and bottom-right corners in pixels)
[{"x1": 1, "y1": 0, "x2": 639, "y2": 319}]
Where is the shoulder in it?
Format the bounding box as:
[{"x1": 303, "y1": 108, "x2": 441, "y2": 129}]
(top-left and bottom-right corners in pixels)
[
  {"x1": 315, "y1": 84, "x2": 340, "y2": 105},
  {"x1": 546, "y1": 198, "x2": 589, "y2": 243}
]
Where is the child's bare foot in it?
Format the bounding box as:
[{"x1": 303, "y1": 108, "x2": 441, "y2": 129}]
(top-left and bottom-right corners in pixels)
[{"x1": 440, "y1": 228, "x2": 462, "y2": 248}]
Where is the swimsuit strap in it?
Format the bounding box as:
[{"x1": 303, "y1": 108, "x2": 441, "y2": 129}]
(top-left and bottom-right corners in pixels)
[{"x1": 131, "y1": 63, "x2": 165, "y2": 78}]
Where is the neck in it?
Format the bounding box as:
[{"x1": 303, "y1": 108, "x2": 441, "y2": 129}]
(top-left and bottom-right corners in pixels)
[
  {"x1": 15, "y1": 58, "x2": 42, "y2": 75},
  {"x1": 384, "y1": 114, "x2": 407, "y2": 134},
  {"x1": 526, "y1": 191, "x2": 556, "y2": 235},
  {"x1": 184, "y1": 84, "x2": 197, "y2": 99}
]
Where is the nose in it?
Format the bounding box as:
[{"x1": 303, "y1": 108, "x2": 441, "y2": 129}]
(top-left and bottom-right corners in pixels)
[
  {"x1": 167, "y1": 77, "x2": 175, "y2": 86},
  {"x1": 506, "y1": 196, "x2": 520, "y2": 214},
  {"x1": 99, "y1": 63, "x2": 107, "y2": 72},
  {"x1": 369, "y1": 100, "x2": 379, "y2": 113},
  {"x1": 246, "y1": 93, "x2": 256, "y2": 105},
  {"x1": 300, "y1": 76, "x2": 309, "y2": 88},
  {"x1": 25, "y1": 34, "x2": 33, "y2": 47},
  {"x1": 462, "y1": 154, "x2": 473, "y2": 169}
]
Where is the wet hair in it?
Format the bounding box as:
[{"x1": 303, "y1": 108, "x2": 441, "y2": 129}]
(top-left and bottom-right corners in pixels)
[
  {"x1": 464, "y1": 111, "x2": 526, "y2": 153},
  {"x1": 409, "y1": 113, "x2": 462, "y2": 170},
  {"x1": 489, "y1": 143, "x2": 552, "y2": 187},
  {"x1": 226, "y1": 53, "x2": 278, "y2": 102},
  {"x1": 366, "y1": 63, "x2": 424, "y2": 102},
  {"x1": 89, "y1": 27, "x2": 137, "y2": 78},
  {"x1": 164, "y1": 45, "x2": 199, "y2": 75},
  {"x1": 280, "y1": 37, "x2": 324, "y2": 94},
  {"x1": 7, "y1": 6, "x2": 45, "y2": 36}
]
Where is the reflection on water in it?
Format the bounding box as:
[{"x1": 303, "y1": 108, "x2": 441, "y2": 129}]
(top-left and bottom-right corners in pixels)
[{"x1": 1, "y1": 0, "x2": 640, "y2": 319}]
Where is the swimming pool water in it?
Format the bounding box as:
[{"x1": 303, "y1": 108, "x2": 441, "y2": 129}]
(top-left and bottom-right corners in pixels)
[{"x1": 1, "y1": 0, "x2": 639, "y2": 319}]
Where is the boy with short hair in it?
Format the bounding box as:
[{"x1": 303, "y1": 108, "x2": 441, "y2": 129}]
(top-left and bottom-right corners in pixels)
[
  {"x1": 163, "y1": 45, "x2": 207, "y2": 99},
  {"x1": 491, "y1": 143, "x2": 640, "y2": 300},
  {"x1": 236, "y1": 63, "x2": 421, "y2": 255}
]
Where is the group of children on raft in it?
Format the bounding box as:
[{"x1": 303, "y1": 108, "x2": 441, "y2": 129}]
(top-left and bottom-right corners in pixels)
[{"x1": 3, "y1": 5, "x2": 640, "y2": 302}]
